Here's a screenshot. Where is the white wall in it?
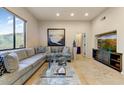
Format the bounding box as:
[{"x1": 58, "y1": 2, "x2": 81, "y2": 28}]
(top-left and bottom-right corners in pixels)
[
  {"x1": 39, "y1": 21, "x2": 92, "y2": 57},
  {"x1": 6, "y1": 7, "x2": 40, "y2": 48},
  {"x1": 91, "y1": 7, "x2": 124, "y2": 73}
]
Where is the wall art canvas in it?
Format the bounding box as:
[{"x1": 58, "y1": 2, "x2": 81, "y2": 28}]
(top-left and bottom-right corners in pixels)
[
  {"x1": 47, "y1": 28, "x2": 65, "y2": 46},
  {"x1": 97, "y1": 31, "x2": 117, "y2": 52}
]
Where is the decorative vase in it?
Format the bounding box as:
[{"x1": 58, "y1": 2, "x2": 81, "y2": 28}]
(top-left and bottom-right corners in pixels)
[{"x1": 73, "y1": 40, "x2": 76, "y2": 47}]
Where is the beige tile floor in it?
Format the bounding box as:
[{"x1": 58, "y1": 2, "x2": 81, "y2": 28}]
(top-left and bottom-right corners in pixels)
[{"x1": 25, "y1": 55, "x2": 124, "y2": 85}]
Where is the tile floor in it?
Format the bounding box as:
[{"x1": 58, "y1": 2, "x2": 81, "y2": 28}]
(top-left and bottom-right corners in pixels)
[{"x1": 25, "y1": 55, "x2": 124, "y2": 85}]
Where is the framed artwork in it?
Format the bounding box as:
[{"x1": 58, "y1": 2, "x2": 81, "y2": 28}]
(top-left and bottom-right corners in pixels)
[{"x1": 47, "y1": 28, "x2": 65, "y2": 46}]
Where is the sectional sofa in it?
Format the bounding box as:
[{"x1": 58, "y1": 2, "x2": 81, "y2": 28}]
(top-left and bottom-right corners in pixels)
[
  {"x1": 0, "y1": 48, "x2": 46, "y2": 85},
  {"x1": 0, "y1": 46, "x2": 71, "y2": 85}
]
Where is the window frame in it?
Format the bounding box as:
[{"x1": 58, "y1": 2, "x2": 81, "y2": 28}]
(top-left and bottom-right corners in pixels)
[{"x1": 0, "y1": 8, "x2": 26, "y2": 51}]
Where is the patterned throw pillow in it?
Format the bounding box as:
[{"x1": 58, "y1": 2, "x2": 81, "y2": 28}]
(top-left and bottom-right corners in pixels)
[
  {"x1": 0, "y1": 55, "x2": 6, "y2": 76},
  {"x1": 37, "y1": 47, "x2": 46, "y2": 53},
  {"x1": 4, "y1": 52, "x2": 19, "y2": 73}
]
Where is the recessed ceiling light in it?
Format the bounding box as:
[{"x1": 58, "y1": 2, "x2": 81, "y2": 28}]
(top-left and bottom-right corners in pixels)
[
  {"x1": 56, "y1": 13, "x2": 60, "y2": 16},
  {"x1": 70, "y1": 13, "x2": 74, "y2": 16},
  {"x1": 84, "y1": 13, "x2": 89, "y2": 16}
]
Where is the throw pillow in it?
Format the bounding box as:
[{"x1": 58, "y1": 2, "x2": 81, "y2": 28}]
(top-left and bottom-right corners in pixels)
[
  {"x1": 37, "y1": 47, "x2": 46, "y2": 53},
  {"x1": 15, "y1": 50, "x2": 27, "y2": 61},
  {"x1": 0, "y1": 55, "x2": 6, "y2": 76},
  {"x1": 4, "y1": 52, "x2": 19, "y2": 73},
  {"x1": 26, "y1": 48, "x2": 35, "y2": 57},
  {"x1": 62, "y1": 47, "x2": 69, "y2": 54}
]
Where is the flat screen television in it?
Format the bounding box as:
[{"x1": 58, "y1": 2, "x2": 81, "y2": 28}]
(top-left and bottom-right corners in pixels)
[{"x1": 97, "y1": 31, "x2": 117, "y2": 52}]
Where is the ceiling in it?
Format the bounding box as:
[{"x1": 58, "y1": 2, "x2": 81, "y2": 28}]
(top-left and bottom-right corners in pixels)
[{"x1": 26, "y1": 7, "x2": 107, "y2": 21}]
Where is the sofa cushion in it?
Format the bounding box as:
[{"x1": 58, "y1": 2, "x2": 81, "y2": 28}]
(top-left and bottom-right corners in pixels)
[
  {"x1": 15, "y1": 49, "x2": 27, "y2": 61},
  {"x1": 25, "y1": 48, "x2": 35, "y2": 57},
  {"x1": 46, "y1": 47, "x2": 51, "y2": 53},
  {"x1": 51, "y1": 47, "x2": 57, "y2": 53},
  {"x1": 0, "y1": 63, "x2": 32, "y2": 85},
  {"x1": 51, "y1": 47, "x2": 63, "y2": 53},
  {"x1": 31, "y1": 53, "x2": 46, "y2": 67},
  {"x1": 20, "y1": 53, "x2": 46, "y2": 67},
  {"x1": 58, "y1": 47, "x2": 64, "y2": 53},
  {"x1": 4, "y1": 53, "x2": 19, "y2": 73}
]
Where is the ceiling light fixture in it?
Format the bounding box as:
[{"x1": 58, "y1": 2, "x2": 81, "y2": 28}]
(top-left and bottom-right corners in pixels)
[
  {"x1": 56, "y1": 13, "x2": 60, "y2": 16},
  {"x1": 84, "y1": 13, "x2": 89, "y2": 16},
  {"x1": 70, "y1": 13, "x2": 74, "y2": 16}
]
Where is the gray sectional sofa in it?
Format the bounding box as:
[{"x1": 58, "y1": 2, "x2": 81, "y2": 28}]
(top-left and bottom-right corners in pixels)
[
  {"x1": 0, "y1": 46, "x2": 71, "y2": 85},
  {"x1": 0, "y1": 48, "x2": 46, "y2": 85}
]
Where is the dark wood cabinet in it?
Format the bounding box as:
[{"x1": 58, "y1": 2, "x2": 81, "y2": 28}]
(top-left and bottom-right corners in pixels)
[
  {"x1": 93, "y1": 49, "x2": 122, "y2": 72},
  {"x1": 92, "y1": 49, "x2": 98, "y2": 60},
  {"x1": 110, "y1": 53, "x2": 122, "y2": 71}
]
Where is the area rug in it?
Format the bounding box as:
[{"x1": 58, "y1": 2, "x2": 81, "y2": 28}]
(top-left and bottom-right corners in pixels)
[{"x1": 35, "y1": 64, "x2": 81, "y2": 85}]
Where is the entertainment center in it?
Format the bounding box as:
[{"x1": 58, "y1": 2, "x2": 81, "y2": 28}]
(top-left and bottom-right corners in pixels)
[
  {"x1": 93, "y1": 49, "x2": 122, "y2": 72},
  {"x1": 93, "y1": 31, "x2": 122, "y2": 72}
]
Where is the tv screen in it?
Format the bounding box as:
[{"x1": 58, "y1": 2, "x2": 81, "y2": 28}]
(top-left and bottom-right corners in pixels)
[{"x1": 97, "y1": 31, "x2": 117, "y2": 52}]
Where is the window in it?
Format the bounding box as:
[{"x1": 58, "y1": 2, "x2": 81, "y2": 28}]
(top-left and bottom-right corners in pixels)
[
  {"x1": 15, "y1": 17, "x2": 25, "y2": 48},
  {"x1": 0, "y1": 8, "x2": 14, "y2": 50},
  {"x1": 0, "y1": 8, "x2": 26, "y2": 50}
]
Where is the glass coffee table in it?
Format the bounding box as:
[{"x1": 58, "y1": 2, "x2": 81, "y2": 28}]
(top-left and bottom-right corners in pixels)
[
  {"x1": 37, "y1": 56, "x2": 81, "y2": 85},
  {"x1": 43, "y1": 57, "x2": 72, "y2": 77},
  {"x1": 40, "y1": 58, "x2": 75, "y2": 84}
]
